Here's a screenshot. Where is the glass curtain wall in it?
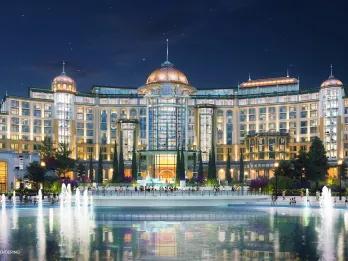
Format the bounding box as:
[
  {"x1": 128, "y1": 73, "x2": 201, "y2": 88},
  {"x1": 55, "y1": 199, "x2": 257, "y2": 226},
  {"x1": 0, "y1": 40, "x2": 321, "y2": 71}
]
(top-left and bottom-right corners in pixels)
[
  {"x1": 198, "y1": 107, "x2": 214, "y2": 161},
  {"x1": 322, "y1": 88, "x2": 340, "y2": 159},
  {"x1": 54, "y1": 92, "x2": 74, "y2": 144},
  {"x1": 120, "y1": 122, "x2": 137, "y2": 160},
  {"x1": 148, "y1": 96, "x2": 187, "y2": 150}
]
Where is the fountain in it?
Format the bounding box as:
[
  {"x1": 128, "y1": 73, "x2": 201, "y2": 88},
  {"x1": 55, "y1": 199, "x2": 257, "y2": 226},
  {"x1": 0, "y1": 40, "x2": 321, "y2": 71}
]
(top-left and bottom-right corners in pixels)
[
  {"x1": 66, "y1": 184, "x2": 72, "y2": 205},
  {"x1": 83, "y1": 189, "x2": 89, "y2": 207},
  {"x1": 1, "y1": 194, "x2": 6, "y2": 209},
  {"x1": 49, "y1": 208, "x2": 54, "y2": 233},
  {"x1": 38, "y1": 186, "x2": 43, "y2": 206},
  {"x1": 60, "y1": 183, "x2": 67, "y2": 206},
  {"x1": 320, "y1": 186, "x2": 333, "y2": 208},
  {"x1": 75, "y1": 188, "x2": 80, "y2": 207},
  {"x1": 12, "y1": 191, "x2": 16, "y2": 205},
  {"x1": 318, "y1": 186, "x2": 335, "y2": 260},
  {"x1": 60, "y1": 183, "x2": 73, "y2": 206},
  {"x1": 305, "y1": 188, "x2": 310, "y2": 206}
]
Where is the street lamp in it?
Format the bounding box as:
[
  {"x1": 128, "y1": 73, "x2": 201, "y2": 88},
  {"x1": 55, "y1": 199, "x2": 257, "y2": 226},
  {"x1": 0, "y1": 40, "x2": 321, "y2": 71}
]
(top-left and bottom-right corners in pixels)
[
  {"x1": 338, "y1": 159, "x2": 343, "y2": 200},
  {"x1": 274, "y1": 162, "x2": 279, "y2": 197},
  {"x1": 40, "y1": 161, "x2": 46, "y2": 167}
]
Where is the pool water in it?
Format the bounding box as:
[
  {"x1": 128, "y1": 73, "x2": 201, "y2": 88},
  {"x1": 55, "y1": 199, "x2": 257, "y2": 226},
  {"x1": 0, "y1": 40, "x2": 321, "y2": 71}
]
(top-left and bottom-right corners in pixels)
[{"x1": 0, "y1": 205, "x2": 347, "y2": 260}]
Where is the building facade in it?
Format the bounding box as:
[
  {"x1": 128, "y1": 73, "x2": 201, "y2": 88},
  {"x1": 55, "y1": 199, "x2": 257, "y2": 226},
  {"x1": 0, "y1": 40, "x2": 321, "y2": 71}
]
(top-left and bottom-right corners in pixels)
[{"x1": 0, "y1": 59, "x2": 346, "y2": 190}]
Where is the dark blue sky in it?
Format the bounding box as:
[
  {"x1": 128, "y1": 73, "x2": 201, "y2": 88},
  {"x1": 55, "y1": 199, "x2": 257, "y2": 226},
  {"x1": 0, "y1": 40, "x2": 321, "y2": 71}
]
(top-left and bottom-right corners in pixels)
[{"x1": 1, "y1": 0, "x2": 347, "y2": 96}]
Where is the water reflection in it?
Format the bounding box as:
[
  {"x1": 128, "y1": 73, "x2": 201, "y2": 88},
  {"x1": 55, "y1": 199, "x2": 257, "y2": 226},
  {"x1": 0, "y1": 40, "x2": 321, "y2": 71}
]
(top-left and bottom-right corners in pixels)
[{"x1": 0, "y1": 206, "x2": 347, "y2": 260}]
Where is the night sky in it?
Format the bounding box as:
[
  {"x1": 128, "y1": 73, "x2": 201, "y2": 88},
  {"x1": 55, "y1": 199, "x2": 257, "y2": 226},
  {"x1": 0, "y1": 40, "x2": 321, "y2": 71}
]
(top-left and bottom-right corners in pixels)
[{"x1": 1, "y1": 0, "x2": 348, "y2": 96}]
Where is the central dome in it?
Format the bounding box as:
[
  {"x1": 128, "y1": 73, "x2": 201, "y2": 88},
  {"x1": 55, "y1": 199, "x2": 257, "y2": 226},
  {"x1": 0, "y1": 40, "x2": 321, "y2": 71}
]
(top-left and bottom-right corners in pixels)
[
  {"x1": 321, "y1": 75, "x2": 343, "y2": 88},
  {"x1": 146, "y1": 61, "x2": 189, "y2": 85},
  {"x1": 51, "y1": 62, "x2": 77, "y2": 94},
  {"x1": 52, "y1": 73, "x2": 76, "y2": 94}
]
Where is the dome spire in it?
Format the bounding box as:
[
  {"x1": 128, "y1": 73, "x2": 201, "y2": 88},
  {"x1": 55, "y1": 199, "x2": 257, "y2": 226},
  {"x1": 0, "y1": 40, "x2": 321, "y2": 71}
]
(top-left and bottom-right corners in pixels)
[
  {"x1": 166, "y1": 38, "x2": 169, "y2": 62},
  {"x1": 161, "y1": 39, "x2": 173, "y2": 67},
  {"x1": 62, "y1": 61, "x2": 66, "y2": 75},
  {"x1": 330, "y1": 64, "x2": 333, "y2": 78}
]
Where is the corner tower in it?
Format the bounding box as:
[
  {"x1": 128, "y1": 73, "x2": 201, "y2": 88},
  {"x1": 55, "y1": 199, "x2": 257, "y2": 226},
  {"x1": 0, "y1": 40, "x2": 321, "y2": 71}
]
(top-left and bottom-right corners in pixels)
[
  {"x1": 319, "y1": 65, "x2": 345, "y2": 160},
  {"x1": 52, "y1": 62, "x2": 77, "y2": 156}
]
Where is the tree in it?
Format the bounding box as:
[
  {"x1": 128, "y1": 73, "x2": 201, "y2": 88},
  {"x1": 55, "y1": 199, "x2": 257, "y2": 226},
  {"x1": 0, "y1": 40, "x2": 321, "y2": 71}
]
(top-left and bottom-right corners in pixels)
[
  {"x1": 192, "y1": 151, "x2": 197, "y2": 173},
  {"x1": 131, "y1": 130, "x2": 137, "y2": 183},
  {"x1": 97, "y1": 148, "x2": 103, "y2": 184},
  {"x1": 175, "y1": 147, "x2": 181, "y2": 184},
  {"x1": 293, "y1": 147, "x2": 309, "y2": 180},
  {"x1": 76, "y1": 162, "x2": 86, "y2": 181},
  {"x1": 197, "y1": 150, "x2": 204, "y2": 184},
  {"x1": 180, "y1": 146, "x2": 185, "y2": 181},
  {"x1": 26, "y1": 161, "x2": 45, "y2": 190},
  {"x1": 89, "y1": 153, "x2": 94, "y2": 182},
  {"x1": 118, "y1": 131, "x2": 125, "y2": 182},
  {"x1": 55, "y1": 143, "x2": 75, "y2": 178},
  {"x1": 274, "y1": 160, "x2": 293, "y2": 177},
  {"x1": 225, "y1": 148, "x2": 232, "y2": 185},
  {"x1": 40, "y1": 136, "x2": 54, "y2": 158},
  {"x1": 207, "y1": 147, "x2": 217, "y2": 185},
  {"x1": 40, "y1": 137, "x2": 55, "y2": 165},
  {"x1": 307, "y1": 137, "x2": 328, "y2": 191},
  {"x1": 112, "y1": 141, "x2": 119, "y2": 183}
]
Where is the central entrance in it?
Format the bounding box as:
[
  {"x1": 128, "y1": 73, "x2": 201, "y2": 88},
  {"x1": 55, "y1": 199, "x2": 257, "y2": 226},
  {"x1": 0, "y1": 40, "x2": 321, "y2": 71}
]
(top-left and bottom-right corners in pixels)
[{"x1": 154, "y1": 154, "x2": 176, "y2": 183}]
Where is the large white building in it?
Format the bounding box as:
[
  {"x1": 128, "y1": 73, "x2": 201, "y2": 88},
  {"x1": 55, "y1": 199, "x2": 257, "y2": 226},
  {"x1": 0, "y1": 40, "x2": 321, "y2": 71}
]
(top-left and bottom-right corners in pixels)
[{"x1": 0, "y1": 58, "x2": 346, "y2": 191}]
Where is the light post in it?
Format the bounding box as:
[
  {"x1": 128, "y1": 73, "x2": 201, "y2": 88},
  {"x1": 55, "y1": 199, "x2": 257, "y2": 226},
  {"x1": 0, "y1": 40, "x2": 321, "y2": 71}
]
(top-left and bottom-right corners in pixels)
[
  {"x1": 338, "y1": 159, "x2": 343, "y2": 200},
  {"x1": 274, "y1": 162, "x2": 279, "y2": 197}
]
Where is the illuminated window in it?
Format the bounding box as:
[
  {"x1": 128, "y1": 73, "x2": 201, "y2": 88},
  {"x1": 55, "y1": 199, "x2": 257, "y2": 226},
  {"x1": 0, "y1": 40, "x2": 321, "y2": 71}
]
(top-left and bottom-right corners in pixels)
[{"x1": 0, "y1": 161, "x2": 8, "y2": 193}]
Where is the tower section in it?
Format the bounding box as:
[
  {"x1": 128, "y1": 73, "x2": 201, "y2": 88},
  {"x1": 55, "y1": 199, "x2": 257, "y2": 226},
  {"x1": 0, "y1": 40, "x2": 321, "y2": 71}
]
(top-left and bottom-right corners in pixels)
[{"x1": 319, "y1": 68, "x2": 344, "y2": 160}]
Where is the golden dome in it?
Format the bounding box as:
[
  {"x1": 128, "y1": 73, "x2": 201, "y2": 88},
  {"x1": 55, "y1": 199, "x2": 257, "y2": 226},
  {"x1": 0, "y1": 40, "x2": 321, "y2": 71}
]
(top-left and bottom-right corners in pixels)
[
  {"x1": 321, "y1": 75, "x2": 343, "y2": 88},
  {"x1": 52, "y1": 73, "x2": 77, "y2": 94},
  {"x1": 146, "y1": 61, "x2": 189, "y2": 85},
  {"x1": 52, "y1": 62, "x2": 77, "y2": 94}
]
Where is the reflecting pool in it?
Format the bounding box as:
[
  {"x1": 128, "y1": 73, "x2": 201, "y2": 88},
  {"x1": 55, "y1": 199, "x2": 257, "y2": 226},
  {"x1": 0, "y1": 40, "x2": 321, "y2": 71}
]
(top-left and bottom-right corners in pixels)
[{"x1": 0, "y1": 205, "x2": 348, "y2": 260}]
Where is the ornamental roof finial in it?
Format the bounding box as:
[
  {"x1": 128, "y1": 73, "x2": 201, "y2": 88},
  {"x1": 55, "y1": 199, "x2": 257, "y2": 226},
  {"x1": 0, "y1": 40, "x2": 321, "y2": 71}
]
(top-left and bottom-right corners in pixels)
[{"x1": 62, "y1": 61, "x2": 66, "y2": 75}]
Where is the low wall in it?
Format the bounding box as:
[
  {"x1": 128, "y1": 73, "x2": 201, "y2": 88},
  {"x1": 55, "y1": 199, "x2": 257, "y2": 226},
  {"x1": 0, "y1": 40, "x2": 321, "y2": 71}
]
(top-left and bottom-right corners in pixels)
[{"x1": 92, "y1": 195, "x2": 269, "y2": 207}]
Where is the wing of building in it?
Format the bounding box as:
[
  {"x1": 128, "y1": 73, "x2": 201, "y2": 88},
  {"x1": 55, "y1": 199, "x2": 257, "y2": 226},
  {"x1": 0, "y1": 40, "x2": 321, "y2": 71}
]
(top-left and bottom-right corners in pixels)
[{"x1": 0, "y1": 59, "x2": 346, "y2": 191}]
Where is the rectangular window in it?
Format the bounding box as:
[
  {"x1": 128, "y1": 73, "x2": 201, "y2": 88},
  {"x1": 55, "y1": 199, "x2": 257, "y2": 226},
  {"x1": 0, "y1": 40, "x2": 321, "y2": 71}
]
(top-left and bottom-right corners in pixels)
[
  {"x1": 259, "y1": 107, "x2": 266, "y2": 121},
  {"x1": 268, "y1": 123, "x2": 276, "y2": 132},
  {"x1": 248, "y1": 108, "x2": 256, "y2": 121},
  {"x1": 289, "y1": 106, "x2": 296, "y2": 119},
  {"x1": 279, "y1": 106, "x2": 287, "y2": 120},
  {"x1": 300, "y1": 121, "x2": 308, "y2": 134},
  {"x1": 301, "y1": 105, "x2": 308, "y2": 118},
  {"x1": 239, "y1": 110, "x2": 246, "y2": 122},
  {"x1": 259, "y1": 123, "x2": 266, "y2": 132},
  {"x1": 33, "y1": 104, "x2": 42, "y2": 118},
  {"x1": 268, "y1": 107, "x2": 276, "y2": 120},
  {"x1": 248, "y1": 124, "x2": 256, "y2": 135},
  {"x1": 279, "y1": 122, "x2": 287, "y2": 133}
]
